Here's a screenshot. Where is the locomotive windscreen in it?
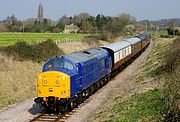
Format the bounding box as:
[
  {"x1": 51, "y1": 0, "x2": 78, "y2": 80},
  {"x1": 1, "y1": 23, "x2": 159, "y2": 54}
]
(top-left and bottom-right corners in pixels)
[{"x1": 44, "y1": 58, "x2": 74, "y2": 71}]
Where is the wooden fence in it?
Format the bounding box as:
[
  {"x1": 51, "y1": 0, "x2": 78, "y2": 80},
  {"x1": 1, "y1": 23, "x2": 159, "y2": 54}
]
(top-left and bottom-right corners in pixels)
[{"x1": 55, "y1": 38, "x2": 83, "y2": 45}]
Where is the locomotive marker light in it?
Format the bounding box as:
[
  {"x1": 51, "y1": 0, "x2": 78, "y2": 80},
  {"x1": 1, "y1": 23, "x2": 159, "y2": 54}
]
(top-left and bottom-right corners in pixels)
[
  {"x1": 62, "y1": 76, "x2": 65, "y2": 80},
  {"x1": 44, "y1": 80, "x2": 47, "y2": 84}
]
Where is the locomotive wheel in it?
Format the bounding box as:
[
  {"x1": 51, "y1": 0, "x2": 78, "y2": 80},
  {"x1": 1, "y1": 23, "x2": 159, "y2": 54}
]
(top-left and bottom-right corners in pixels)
[
  {"x1": 70, "y1": 101, "x2": 74, "y2": 108},
  {"x1": 100, "y1": 79, "x2": 104, "y2": 86},
  {"x1": 54, "y1": 100, "x2": 59, "y2": 115},
  {"x1": 60, "y1": 103, "x2": 68, "y2": 114},
  {"x1": 68, "y1": 100, "x2": 74, "y2": 111}
]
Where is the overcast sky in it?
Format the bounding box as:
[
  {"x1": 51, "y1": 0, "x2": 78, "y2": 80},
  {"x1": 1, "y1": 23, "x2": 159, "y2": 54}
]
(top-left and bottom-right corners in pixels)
[{"x1": 0, "y1": 0, "x2": 179, "y2": 21}]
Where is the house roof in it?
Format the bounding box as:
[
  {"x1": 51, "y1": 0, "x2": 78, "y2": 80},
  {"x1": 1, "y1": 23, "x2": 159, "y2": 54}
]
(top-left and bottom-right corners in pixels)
[{"x1": 65, "y1": 24, "x2": 79, "y2": 30}]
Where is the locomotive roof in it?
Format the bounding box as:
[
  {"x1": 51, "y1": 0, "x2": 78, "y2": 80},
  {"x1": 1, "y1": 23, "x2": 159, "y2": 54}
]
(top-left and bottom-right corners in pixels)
[
  {"x1": 64, "y1": 48, "x2": 107, "y2": 63},
  {"x1": 126, "y1": 37, "x2": 141, "y2": 45},
  {"x1": 101, "y1": 40, "x2": 131, "y2": 52}
]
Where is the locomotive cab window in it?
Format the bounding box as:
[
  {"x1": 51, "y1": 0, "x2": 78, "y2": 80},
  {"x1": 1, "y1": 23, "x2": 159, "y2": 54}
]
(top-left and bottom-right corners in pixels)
[
  {"x1": 44, "y1": 58, "x2": 74, "y2": 71},
  {"x1": 75, "y1": 64, "x2": 80, "y2": 73}
]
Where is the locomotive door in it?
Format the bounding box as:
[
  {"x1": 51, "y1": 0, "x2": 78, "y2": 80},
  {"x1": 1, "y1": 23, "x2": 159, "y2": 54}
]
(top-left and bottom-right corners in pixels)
[{"x1": 75, "y1": 63, "x2": 83, "y2": 90}]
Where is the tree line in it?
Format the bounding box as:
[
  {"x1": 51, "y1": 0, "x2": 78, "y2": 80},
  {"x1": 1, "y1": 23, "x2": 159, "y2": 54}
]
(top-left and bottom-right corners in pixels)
[{"x1": 0, "y1": 13, "x2": 140, "y2": 40}]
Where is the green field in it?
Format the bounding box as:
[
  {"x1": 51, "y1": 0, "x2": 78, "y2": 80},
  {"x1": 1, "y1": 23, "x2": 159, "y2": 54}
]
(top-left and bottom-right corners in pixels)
[{"x1": 0, "y1": 33, "x2": 90, "y2": 46}]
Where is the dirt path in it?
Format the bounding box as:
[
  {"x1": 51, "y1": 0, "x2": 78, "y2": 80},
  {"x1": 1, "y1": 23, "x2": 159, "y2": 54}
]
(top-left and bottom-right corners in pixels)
[
  {"x1": 0, "y1": 97, "x2": 41, "y2": 122},
  {"x1": 66, "y1": 41, "x2": 154, "y2": 122},
  {"x1": 0, "y1": 40, "x2": 154, "y2": 122}
]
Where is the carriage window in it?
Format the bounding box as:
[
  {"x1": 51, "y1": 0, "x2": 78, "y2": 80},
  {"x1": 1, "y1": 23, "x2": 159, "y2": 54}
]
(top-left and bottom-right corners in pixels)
[
  {"x1": 124, "y1": 49, "x2": 126, "y2": 56},
  {"x1": 122, "y1": 50, "x2": 124, "y2": 58},
  {"x1": 129, "y1": 46, "x2": 131, "y2": 54}
]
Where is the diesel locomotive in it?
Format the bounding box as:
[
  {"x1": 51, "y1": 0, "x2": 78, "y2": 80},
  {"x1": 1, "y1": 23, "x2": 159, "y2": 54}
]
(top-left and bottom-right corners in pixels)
[{"x1": 34, "y1": 32, "x2": 151, "y2": 114}]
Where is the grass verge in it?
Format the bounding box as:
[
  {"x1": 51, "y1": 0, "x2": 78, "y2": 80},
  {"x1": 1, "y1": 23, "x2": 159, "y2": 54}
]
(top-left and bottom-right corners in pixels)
[
  {"x1": 135, "y1": 38, "x2": 173, "y2": 83},
  {"x1": 135, "y1": 37, "x2": 180, "y2": 121},
  {"x1": 96, "y1": 88, "x2": 164, "y2": 122}
]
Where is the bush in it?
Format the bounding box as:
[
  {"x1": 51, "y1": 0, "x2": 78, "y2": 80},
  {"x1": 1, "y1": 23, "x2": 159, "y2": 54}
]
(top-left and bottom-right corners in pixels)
[
  {"x1": 32, "y1": 39, "x2": 64, "y2": 62},
  {"x1": 160, "y1": 34, "x2": 170, "y2": 38},
  {"x1": 165, "y1": 38, "x2": 180, "y2": 71},
  {"x1": 163, "y1": 73, "x2": 180, "y2": 122},
  {"x1": 3, "y1": 42, "x2": 33, "y2": 61},
  {"x1": 167, "y1": 28, "x2": 180, "y2": 36},
  {"x1": 1, "y1": 39, "x2": 64, "y2": 62},
  {"x1": 99, "y1": 31, "x2": 112, "y2": 41}
]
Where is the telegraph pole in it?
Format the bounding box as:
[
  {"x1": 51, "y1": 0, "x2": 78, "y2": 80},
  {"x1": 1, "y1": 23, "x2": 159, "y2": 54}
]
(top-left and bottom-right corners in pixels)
[
  {"x1": 173, "y1": 21, "x2": 176, "y2": 37},
  {"x1": 23, "y1": 23, "x2": 25, "y2": 33},
  {"x1": 145, "y1": 20, "x2": 148, "y2": 32}
]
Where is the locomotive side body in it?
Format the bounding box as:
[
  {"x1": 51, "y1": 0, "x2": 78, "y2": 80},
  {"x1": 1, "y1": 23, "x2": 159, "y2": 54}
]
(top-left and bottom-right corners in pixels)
[{"x1": 65, "y1": 48, "x2": 111, "y2": 98}]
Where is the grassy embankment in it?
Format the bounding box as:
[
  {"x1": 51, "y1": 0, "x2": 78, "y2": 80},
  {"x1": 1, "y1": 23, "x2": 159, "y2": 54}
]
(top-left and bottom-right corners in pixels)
[
  {"x1": 92, "y1": 37, "x2": 180, "y2": 121},
  {"x1": 0, "y1": 39, "x2": 64, "y2": 109},
  {"x1": 0, "y1": 58, "x2": 41, "y2": 109},
  {"x1": 0, "y1": 33, "x2": 90, "y2": 46}
]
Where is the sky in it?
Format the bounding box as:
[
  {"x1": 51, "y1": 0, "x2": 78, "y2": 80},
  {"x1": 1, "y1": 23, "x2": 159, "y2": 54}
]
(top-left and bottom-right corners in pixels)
[{"x1": 0, "y1": 0, "x2": 180, "y2": 21}]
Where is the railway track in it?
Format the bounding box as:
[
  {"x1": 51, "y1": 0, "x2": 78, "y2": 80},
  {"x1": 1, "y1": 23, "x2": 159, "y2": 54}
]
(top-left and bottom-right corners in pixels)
[
  {"x1": 30, "y1": 99, "x2": 90, "y2": 122},
  {"x1": 30, "y1": 109, "x2": 77, "y2": 122}
]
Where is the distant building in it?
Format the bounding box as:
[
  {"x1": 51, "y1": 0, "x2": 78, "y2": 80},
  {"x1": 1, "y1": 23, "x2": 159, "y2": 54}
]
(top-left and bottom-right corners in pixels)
[
  {"x1": 64, "y1": 24, "x2": 80, "y2": 34},
  {"x1": 37, "y1": 3, "x2": 43, "y2": 21}
]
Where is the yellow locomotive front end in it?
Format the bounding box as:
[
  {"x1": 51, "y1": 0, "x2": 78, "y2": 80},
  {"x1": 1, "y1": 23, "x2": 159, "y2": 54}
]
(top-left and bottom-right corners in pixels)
[
  {"x1": 37, "y1": 71, "x2": 70, "y2": 99},
  {"x1": 34, "y1": 56, "x2": 76, "y2": 113}
]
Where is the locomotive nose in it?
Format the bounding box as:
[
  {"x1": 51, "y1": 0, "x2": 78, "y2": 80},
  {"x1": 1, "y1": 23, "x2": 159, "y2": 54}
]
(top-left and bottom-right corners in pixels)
[{"x1": 37, "y1": 71, "x2": 70, "y2": 98}]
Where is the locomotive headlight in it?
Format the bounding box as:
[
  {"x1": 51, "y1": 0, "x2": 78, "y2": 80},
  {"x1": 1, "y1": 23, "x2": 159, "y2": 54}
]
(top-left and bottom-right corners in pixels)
[
  {"x1": 62, "y1": 76, "x2": 65, "y2": 80},
  {"x1": 56, "y1": 80, "x2": 59, "y2": 84},
  {"x1": 44, "y1": 80, "x2": 47, "y2": 84}
]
